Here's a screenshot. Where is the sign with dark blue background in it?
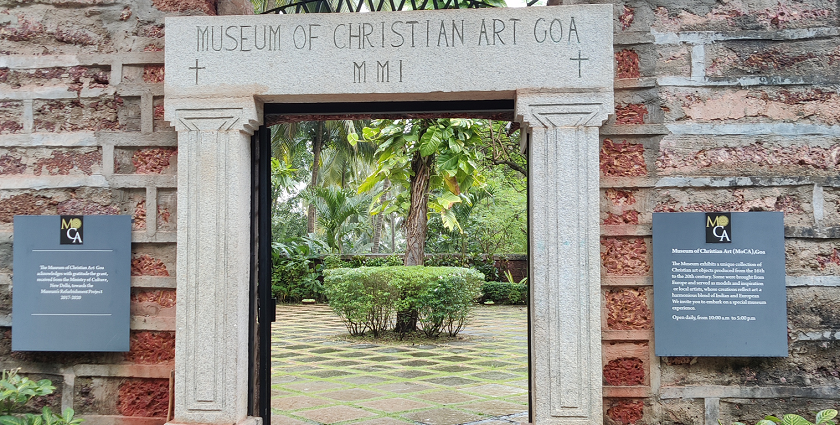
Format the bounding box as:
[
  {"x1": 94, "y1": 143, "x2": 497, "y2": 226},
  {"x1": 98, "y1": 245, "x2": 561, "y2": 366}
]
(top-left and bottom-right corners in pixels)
[
  {"x1": 653, "y1": 212, "x2": 787, "y2": 357},
  {"x1": 12, "y1": 215, "x2": 131, "y2": 352}
]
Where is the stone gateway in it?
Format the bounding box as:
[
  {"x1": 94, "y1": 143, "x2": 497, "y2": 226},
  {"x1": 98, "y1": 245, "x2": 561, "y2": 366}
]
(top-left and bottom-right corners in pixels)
[{"x1": 164, "y1": 5, "x2": 612, "y2": 425}]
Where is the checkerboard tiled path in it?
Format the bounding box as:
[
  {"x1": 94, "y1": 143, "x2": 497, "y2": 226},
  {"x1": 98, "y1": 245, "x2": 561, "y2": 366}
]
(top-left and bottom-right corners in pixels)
[{"x1": 271, "y1": 304, "x2": 528, "y2": 425}]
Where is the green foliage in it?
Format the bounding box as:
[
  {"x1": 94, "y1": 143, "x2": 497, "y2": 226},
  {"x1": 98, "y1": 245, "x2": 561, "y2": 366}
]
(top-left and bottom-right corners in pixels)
[
  {"x1": 416, "y1": 274, "x2": 477, "y2": 337},
  {"x1": 305, "y1": 186, "x2": 372, "y2": 253},
  {"x1": 0, "y1": 371, "x2": 81, "y2": 425},
  {"x1": 323, "y1": 266, "x2": 483, "y2": 337},
  {"x1": 271, "y1": 236, "x2": 328, "y2": 303},
  {"x1": 425, "y1": 175, "x2": 526, "y2": 255},
  {"x1": 356, "y1": 118, "x2": 486, "y2": 233},
  {"x1": 0, "y1": 370, "x2": 54, "y2": 415},
  {"x1": 0, "y1": 408, "x2": 83, "y2": 425},
  {"x1": 480, "y1": 281, "x2": 527, "y2": 305},
  {"x1": 720, "y1": 409, "x2": 838, "y2": 425},
  {"x1": 323, "y1": 255, "x2": 404, "y2": 269},
  {"x1": 425, "y1": 254, "x2": 500, "y2": 282}
]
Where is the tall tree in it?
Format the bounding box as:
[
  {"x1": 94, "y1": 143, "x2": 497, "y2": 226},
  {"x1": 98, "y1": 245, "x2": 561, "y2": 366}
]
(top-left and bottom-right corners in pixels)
[
  {"x1": 355, "y1": 118, "x2": 485, "y2": 266},
  {"x1": 272, "y1": 120, "x2": 364, "y2": 234}
]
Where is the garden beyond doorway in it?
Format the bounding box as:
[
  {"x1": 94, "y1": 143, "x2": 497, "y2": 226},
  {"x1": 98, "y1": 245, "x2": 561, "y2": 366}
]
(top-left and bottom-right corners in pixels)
[{"x1": 271, "y1": 304, "x2": 528, "y2": 425}]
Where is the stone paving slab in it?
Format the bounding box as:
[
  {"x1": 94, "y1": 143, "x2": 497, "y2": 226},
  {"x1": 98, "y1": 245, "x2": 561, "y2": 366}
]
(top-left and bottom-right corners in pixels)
[
  {"x1": 321, "y1": 389, "x2": 385, "y2": 401},
  {"x1": 297, "y1": 406, "x2": 377, "y2": 424},
  {"x1": 272, "y1": 395, "x2": 333, "y2": 410},
  {"x1": 402, "y1": 408, "x2": 483, "y2": 425},
  {"x1": 357, "y1": 398, "x2": 434, "y2": 413},
  {"x1": 459, "y1": 401, "x2": 527, "y2": 416},
  {"x1": 355, "y1": 418, "x2": 414, "y2": 425},
  {"x1": 271, "y1": 304, "x2": 528, "y2": 424}
]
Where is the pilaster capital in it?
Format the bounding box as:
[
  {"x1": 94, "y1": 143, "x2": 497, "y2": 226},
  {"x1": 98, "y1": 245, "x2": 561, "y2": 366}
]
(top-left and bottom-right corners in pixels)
[
  {"x1": 165, "y1": 96, "x2": 262, "y2": 135},
  {"x1": 514, "y1": 89, "x2": 614, "y2": 129}
]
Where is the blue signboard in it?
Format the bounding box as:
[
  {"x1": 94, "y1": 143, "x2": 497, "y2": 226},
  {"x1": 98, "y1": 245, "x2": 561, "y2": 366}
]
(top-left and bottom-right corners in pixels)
[
  {"x1": 12, "y1": 215, "x2": 131, "y2": 352},
  {"x1": 653, "y1": 212, "x2": 787, "y2": 357}
]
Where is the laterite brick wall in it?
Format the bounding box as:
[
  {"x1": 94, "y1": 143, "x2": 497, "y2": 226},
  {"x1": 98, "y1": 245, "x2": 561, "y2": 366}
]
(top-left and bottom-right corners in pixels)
[
  {"x1": 0, "y1": 0, "x2": 209, "y2": 422},
  {"x1": 2, "y1": 0, "x2": 839, "y2": 424},
  {"x1": 601, "y1": 1, "x2": 840, "y2": 424}
]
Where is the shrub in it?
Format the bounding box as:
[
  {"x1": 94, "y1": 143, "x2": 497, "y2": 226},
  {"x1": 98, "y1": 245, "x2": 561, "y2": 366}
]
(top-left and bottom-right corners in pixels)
[
  {"x1": 0, "y1": 369, "x2": 82, "y2": 425},
  {"x1": 323, "y1": 266, "x2": 483, "y2": 337},
  {"x1": 480, "y1": 281, "x2": 528, "y2": 305},
  {"x1": 720, "y1": 409, "x2": 837, "y2": 425},
  {"x1": 271, "y1": 256, "x2": 324, "y2": 303}
]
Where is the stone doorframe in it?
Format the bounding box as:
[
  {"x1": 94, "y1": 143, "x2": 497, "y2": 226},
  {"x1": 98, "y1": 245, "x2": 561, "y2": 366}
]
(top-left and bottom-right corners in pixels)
[{"x1": 164, "y1": 6, "x2": 613, "y2": 425}]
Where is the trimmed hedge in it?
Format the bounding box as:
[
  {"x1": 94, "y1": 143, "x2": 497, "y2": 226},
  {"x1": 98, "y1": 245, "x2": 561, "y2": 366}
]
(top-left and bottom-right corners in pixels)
[
  {"x1": 323, "y1": 266, "x2": 483, "y2": 337},
  {"x1": 480, "y1": 281, "x2": 528, "y2": 305}
]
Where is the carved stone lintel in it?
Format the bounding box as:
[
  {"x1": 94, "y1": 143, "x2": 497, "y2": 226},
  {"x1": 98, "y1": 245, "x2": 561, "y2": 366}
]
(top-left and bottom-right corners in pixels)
[
  {"x1": 172, "y1": 99, "x2": 257, "y2": 424},
  {"x1": 516, "y1": 91, "x2": 610, "y2": 425}
]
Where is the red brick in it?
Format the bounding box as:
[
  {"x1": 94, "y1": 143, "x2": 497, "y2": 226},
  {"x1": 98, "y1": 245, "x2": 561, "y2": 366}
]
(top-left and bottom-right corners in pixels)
[
  {"x1": 663, "y1": 88, "x2": 840, "y2": 125},
  {"x1": 616, "y1": 50, "x2": 640, "y2": 79},
  {"x1": 132, "y1": 148, "x2": 177, "y2": 174},
  {"x1": 604, "y1": 357, "x2": 645, "y2": 386},
  {"x1": 0, "y1": 154, "x2": 25, "y2": 174},
  {"x1": 158, "y1": 206, "x2": 172, "y2": 227},
  {"x1": 618, "y1": 6, "x2": 634, "y2": 31},
  {"x1": 604, "y1": 210, "x2": 640, "y2": 225},
  {"x1": 34, "y1": 97, "x2": 119, "y2": 132},
  {"x1": 133, "y1": 200, "x2": 147, "y2": 230},
  {"x1": 53, "y1": 28, "x2": 97, "y2": 46},
  {"x1": 607, "y1": 400, "x2": 644, "y2": 425},
  {"x1": 151, "y1": 0, "x2": 216, "y2": 15},
  {"x1": 131, "y1": 289, "x2": 176, "y2": 308},
  {"x1": 124, "y1": 331, "x2": 175, "y2": 364},
  {"x1": 57, "y1": 199, "x2": 119, "y2": 216},
  {"x1": 601, "y1": 237, "x2": 649, "y2": 276},
  {"x1": 131, "y1": 255, "x2": 170, "y2": 277},
  {"x1": 0, "y1": 193, "x2": 58, "y2": 222},
  {"x1": 654, "y1": 189, "x2": 806, "y2": 216},
  {"x1": 138, "y1": 24, "x2": 165, "y2": 38},
  {"x1": 658, "y1": 142, "x2": 840, "y2": 175},
  {"x1": 605, "y1": 189, "x2": 637, "y2": 206},
  {"x1": 0, "y1": 15, "x2": 45, "y2": 42},
  {"x1": 0, "y1": 101, "x2": 23, "y2": 134},
  {"x1": 615, "y1": 104, "x2": 647, "y2": 125},
  {"x1": 605, "y1": 288, "x2": 651, "y2": 330},
  {"x1": 653, "y1": 2, "x2": 836, "y2": 32},
  {"x1": 143, "y1": 66, "x2": 164, "y2": 84},
  {"x1": 117, "y1": 379, "x2": 169, "y2": 417},
  {"x1": 33, "y1": 149, "x2": 101, "y2": 176},
  {"x1": 153, "y1": 103, "x2": 165, "y2": 120},
  {"x1": 600, "y1": 139, "x2": 647, "y2": 177}
]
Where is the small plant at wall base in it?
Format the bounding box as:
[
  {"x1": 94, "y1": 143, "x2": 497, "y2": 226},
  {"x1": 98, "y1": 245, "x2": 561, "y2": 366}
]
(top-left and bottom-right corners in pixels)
[
  {"x1": 0, "y1": 369, "x2": 83, "y2": 425},
  {"x1": 719, "y1": 409, "x2": 837, "y2": 425}
]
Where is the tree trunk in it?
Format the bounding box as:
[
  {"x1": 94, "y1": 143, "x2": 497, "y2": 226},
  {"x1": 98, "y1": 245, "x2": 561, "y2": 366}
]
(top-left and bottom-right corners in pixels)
[
  {"x1": 395, "y1": 152, "x2": 432, "y2": 333},
  {"x1": 390, "y1": 212, "x2": 396, "y2": 252},
  {"x1": 306, "y1": 122, "x2": 324, "y2": 234},
  {"x1": 371, "y1": 179, "x2": 390, "y2": 253},
  {"x1": 404, "y1": 151, "x2": 432, "y2": 266}
]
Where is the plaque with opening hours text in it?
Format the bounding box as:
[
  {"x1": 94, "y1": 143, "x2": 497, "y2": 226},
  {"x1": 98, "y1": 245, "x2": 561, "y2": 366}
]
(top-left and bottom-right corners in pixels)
[{"x1": 652, "y1": 212, "x2": 787, "y2": 357}]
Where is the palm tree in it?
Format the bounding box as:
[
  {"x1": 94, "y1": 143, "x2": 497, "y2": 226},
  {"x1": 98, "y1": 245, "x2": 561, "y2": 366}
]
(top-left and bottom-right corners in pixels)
[
  {"x1": 271, "y1": 120, "x2": 366, "y2": 234},
  {"x1": 306, "y1": 186, "x2": 372, "y2": 253}
]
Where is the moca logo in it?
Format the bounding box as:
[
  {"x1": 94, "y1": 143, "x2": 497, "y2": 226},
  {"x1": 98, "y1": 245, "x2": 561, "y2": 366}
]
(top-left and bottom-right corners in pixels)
[
  {"x1": 705, "y1": 213, "x2": 731, "y2": 243},
  {"x1": 60, "y1": 215, "x2": 83, "y2": 245}
]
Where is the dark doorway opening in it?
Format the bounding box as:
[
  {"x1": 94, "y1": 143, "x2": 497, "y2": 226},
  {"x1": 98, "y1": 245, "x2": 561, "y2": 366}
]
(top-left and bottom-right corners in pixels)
[{"x1": 250, "y1": 99, "x2": 530, "y2": 425}]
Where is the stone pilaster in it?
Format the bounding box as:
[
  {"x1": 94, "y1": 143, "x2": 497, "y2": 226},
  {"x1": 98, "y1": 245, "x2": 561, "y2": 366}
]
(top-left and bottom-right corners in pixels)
[
  {"x1": 169, "y1": 98, "x2": 261, "y2": 425},
  {"x1": 516, "y1": 90, "x2": 612, "y2": 425}
]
